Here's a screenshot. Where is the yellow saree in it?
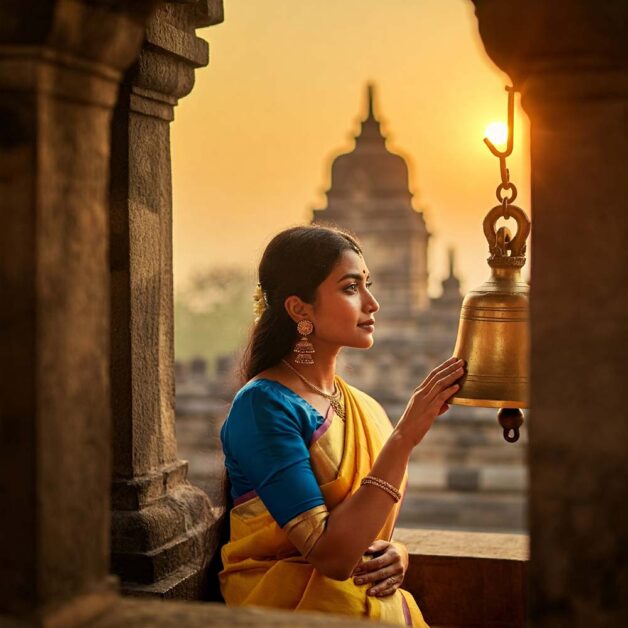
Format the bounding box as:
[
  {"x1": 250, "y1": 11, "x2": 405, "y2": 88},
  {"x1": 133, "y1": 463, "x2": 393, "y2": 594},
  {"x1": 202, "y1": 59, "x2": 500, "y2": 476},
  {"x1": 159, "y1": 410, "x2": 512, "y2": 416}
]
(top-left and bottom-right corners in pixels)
[{"x1": 219, "y1": 376, "x2": 428, "y2": 626}]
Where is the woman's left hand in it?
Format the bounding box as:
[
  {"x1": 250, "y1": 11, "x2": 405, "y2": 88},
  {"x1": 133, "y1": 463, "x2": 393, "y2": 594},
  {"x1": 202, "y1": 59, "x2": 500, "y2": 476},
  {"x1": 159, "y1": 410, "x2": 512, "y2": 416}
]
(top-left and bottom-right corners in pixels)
[{"x1": 352, "y1": 539, "x2": 408, "y2": 597}]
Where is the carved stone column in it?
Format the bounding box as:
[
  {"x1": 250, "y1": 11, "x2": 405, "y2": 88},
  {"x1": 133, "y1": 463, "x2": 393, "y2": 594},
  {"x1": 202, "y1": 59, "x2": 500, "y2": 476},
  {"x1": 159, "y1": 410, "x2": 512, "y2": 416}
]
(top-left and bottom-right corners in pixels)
[
  {"x1": 472, "y1": 1, "x2": 628, "y2": 625},
  {"x1": 0, "y1": 2, "x2": 154, "y2": 625},
  {"x1": 109, "y1": 0, "x2": 224, "y2": 598}
]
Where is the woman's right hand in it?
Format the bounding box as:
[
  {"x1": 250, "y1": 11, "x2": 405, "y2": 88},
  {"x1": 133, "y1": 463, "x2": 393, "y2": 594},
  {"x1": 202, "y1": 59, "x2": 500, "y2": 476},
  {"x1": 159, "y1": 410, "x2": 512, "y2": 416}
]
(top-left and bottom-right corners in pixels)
[{"x1": 395, "y1": 357, "x2": 465, "y2": 447}]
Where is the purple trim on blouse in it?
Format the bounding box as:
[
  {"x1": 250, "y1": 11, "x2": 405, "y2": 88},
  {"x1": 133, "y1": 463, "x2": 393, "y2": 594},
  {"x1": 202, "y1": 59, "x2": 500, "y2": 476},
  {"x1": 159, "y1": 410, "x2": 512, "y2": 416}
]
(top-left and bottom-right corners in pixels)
[
  {"x1": 233, "y1": 488, "x2": 258, "y2": 506},
  {"x1": 308, "y1": 404, "x2": 334, "y2": 447},
  {"x1": 401, "y1": 592, "x2": 413, "y2": 627}
]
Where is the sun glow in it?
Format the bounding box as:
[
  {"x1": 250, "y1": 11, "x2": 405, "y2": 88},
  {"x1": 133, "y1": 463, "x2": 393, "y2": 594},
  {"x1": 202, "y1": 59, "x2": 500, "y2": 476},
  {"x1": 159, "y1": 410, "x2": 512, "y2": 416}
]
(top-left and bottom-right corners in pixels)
[{"x1": 484, "y1": 121, "x2": 508, "y2": 147}]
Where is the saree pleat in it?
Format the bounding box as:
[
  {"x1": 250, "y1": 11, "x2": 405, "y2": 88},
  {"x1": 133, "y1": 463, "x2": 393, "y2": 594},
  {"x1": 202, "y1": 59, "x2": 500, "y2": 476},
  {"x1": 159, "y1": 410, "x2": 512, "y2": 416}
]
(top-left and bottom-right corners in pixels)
[{"x1": 219, "y1": 376, "x2": 428, "y2": 627}]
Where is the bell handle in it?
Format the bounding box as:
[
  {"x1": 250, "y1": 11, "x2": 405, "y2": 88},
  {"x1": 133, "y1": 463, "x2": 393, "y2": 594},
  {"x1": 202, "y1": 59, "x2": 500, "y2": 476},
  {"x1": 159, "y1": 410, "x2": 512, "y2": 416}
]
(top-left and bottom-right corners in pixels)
[
  {"x1": 483, "y1": 204, "x2": 530, "y2": 258},
  {"x1": 495, "y1": 225, "x2": 512, "y2": 256}
]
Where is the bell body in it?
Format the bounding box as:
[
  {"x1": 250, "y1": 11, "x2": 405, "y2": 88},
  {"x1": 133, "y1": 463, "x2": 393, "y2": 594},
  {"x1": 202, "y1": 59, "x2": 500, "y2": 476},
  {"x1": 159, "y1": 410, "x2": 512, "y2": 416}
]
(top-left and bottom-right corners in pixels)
[{"x1": 450, "y1": 266, "x2": 529, "y2": 408}]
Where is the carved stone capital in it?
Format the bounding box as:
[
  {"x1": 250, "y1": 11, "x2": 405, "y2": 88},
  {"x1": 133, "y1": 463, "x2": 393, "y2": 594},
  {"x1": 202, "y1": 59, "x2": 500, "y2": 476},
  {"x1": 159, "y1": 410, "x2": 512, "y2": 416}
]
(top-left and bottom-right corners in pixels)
[
  {"x1": 1, "y1": 0, "x2": 156, "y2": 76},
  {"x1": 129, "y1": 0, "x2": 224, "y2": 119},
  {"x1": 471, "y1": 0, "x2": 628, "y2": 93}
]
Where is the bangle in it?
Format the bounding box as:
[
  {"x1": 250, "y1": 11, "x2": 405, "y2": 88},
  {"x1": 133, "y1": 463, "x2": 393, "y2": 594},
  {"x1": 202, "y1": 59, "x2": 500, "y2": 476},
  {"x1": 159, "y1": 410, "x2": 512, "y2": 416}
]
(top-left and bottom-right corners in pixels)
[{"x1": 360, "y1": 475, "x2": 402, "y2": 503}]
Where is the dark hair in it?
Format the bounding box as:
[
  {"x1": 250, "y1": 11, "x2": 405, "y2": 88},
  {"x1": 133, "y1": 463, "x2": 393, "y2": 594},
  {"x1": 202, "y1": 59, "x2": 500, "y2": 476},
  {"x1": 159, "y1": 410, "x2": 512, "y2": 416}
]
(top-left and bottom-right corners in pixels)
[{"x1": 240, "y1": 224, "x2": 362, "y2": 381}]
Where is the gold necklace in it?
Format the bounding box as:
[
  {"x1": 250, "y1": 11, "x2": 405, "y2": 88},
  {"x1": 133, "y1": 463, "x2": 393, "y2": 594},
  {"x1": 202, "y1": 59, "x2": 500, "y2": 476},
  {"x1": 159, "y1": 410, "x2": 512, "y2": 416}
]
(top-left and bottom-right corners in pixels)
[{"x1": 281, "y1": 359, "x2": 346, "y2": 420}]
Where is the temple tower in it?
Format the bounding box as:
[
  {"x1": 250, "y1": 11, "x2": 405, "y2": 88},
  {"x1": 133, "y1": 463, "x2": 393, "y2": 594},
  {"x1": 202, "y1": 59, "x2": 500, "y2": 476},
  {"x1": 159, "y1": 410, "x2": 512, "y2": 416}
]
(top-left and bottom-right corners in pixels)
[{"x1": 313, "y1": 84, "x2": 430, "y2": 340}]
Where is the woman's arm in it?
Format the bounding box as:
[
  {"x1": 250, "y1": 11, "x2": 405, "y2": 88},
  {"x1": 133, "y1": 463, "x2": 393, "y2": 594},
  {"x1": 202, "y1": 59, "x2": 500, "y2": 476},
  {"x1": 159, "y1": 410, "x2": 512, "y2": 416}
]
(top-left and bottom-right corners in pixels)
[{"x1": 306, "y1": 357, "x2": 464, "y2": 580}]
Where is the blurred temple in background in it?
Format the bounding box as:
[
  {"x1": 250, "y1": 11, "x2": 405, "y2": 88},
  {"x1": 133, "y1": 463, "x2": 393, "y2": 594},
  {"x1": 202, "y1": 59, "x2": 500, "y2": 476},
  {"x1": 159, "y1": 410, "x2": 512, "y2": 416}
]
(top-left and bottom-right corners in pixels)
[{"x1": 175, "y1": 84, "x2": 527, "y2": 533}]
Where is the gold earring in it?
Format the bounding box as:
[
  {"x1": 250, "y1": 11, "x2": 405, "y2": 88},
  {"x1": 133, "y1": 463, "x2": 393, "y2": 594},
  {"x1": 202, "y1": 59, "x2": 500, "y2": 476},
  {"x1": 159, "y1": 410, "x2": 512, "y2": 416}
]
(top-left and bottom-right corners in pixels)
[{"x1": 294, "y1": 320, "x2": 315, "y2": 365}]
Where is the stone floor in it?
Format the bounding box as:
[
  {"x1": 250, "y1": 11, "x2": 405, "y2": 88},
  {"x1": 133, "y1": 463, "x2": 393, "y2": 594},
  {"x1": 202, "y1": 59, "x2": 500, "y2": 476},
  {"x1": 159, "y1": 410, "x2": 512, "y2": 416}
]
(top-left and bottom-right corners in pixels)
[{"x1": 92, "y1": 598, "x2": 373, "y2": 627}]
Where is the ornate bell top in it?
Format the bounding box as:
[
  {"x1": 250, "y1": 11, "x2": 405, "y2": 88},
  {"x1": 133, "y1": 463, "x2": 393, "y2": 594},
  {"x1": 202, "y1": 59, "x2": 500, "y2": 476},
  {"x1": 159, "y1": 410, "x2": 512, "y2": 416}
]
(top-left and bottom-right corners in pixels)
[{"x1": 483, "y1": 204, "x2": 531, "y2": 269}]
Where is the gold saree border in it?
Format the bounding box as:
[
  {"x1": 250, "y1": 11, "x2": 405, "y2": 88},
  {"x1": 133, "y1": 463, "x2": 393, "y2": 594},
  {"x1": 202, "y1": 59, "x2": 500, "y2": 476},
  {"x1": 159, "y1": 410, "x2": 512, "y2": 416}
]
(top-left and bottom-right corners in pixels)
[{"x1": 282, "y1": 504, "x2": 329, "y2": 558}]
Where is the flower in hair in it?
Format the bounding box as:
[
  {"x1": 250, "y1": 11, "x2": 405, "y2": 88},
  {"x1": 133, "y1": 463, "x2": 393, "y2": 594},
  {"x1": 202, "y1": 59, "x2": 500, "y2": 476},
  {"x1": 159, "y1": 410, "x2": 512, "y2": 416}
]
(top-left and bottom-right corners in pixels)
[{"x1": 253, "y1": 283, "x2": 269, "y2": 323}]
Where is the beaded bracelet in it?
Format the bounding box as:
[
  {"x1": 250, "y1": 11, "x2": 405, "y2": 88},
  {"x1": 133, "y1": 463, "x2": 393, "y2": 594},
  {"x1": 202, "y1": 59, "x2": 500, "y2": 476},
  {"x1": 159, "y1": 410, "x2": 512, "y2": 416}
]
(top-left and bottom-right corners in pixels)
[{"x1": 360, "y1": 475, "x2": 402, "y2": 503}]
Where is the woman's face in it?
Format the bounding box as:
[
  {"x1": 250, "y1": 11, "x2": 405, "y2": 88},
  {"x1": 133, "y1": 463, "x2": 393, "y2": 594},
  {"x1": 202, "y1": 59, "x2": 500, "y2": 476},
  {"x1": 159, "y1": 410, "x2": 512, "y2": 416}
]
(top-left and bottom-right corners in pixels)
[{"x1": 310, "y1": 249, "x2": 380, "y2": 350}]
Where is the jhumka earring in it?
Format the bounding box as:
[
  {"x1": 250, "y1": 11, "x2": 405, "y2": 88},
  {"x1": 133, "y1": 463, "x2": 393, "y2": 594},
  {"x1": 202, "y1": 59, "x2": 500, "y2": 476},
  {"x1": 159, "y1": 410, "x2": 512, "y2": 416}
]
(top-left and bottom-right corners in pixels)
[{"x1": 294, "y1": 320, "x2": 315, "y2": 365}]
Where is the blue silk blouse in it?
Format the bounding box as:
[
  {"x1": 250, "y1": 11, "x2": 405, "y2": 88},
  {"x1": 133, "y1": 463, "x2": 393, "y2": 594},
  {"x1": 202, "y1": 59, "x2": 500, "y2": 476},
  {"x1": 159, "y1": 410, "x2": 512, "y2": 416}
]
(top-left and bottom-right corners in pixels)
[{"x1": 220, "y1": 378, "x2": 327, "y2": 527}]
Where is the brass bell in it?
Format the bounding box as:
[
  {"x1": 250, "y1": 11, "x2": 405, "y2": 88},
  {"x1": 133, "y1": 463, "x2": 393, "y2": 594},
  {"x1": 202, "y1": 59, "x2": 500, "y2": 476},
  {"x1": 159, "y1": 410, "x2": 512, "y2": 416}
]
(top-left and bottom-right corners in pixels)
[{"x1": 449, "y1": 203, "x2": 531, "y2": 442}]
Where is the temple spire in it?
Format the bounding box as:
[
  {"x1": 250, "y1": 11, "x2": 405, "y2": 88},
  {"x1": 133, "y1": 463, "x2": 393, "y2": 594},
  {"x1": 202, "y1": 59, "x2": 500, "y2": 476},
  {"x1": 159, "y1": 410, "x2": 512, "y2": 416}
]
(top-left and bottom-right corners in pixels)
[
  {"x1": 436, "y1": 247, "x2": 461, "y2": 303},
  {"x1": 366, "y1": 82, "x2": 376, "y2": 120},
  {"x1": 356, "y1": 83, "x2": 385, "y2": 148}
]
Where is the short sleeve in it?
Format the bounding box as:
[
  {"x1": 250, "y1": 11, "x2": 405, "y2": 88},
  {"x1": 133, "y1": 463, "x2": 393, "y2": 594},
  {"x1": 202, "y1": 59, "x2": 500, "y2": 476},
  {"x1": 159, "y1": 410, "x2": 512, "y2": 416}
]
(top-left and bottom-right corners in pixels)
[{"x1": 222, "y1": 385, "x2": 325, "y2": 527}]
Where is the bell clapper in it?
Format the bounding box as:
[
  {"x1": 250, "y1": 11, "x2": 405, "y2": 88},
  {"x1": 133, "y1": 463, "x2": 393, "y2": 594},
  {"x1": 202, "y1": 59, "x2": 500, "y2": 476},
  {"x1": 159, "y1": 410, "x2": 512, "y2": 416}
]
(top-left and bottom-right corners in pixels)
[{"x1": 498, "y1": 407, "x2": 524, "y2": 443}]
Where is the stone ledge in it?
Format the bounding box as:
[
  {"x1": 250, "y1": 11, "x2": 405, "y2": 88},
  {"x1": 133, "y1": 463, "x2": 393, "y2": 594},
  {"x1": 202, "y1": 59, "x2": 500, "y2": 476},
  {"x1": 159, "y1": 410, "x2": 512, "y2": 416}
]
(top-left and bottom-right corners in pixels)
[
  {"x1": 395, "y1": 528, "x2": 528, "y2": 628},
  {"x1": 394, "y1": 527, "x2": 529, "y2": 561}
]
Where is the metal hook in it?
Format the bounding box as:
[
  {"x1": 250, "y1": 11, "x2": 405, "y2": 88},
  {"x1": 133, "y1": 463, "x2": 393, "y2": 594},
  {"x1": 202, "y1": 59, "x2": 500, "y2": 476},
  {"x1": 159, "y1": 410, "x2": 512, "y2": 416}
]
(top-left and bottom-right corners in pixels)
[
  {"x1": 484, "y1": 85, "x2": 515, "y2": 158},
  {"x1": 483, "y1": 86, "x2": 516, "y2": 189}
]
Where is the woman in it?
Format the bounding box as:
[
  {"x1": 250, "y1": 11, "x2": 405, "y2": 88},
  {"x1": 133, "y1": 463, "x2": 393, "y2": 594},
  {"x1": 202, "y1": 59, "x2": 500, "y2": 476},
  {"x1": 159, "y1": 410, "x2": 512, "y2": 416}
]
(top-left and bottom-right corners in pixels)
[{"x1": 218, "y1": 225, "x2": 464, "y2": 626}]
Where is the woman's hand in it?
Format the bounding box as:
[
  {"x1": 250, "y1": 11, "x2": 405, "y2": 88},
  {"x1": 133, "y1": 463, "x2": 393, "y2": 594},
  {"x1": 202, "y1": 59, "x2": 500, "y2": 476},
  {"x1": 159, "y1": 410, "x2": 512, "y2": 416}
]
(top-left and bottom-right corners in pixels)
[
  {"x1": 395, "y1": 357, "x2": 465, "y2": 447},
  {"x1": 351, "y1": 540, "x2": 408, "y2": 597}
]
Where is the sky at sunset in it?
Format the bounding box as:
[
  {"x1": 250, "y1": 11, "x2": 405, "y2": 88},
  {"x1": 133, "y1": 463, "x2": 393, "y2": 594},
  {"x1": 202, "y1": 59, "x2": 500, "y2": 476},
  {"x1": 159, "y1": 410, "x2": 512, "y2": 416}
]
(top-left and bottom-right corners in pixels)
[{"x1": 171, "y1": 0, "x2": 531, "y2": 299}]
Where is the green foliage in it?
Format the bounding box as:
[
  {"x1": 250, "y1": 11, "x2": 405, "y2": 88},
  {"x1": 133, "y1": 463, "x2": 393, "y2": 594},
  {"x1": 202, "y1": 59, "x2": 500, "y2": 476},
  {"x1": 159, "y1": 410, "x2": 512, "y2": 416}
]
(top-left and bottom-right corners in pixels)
[{"x1": 174, "y1": 266, "x2": 255, "y2": 374}]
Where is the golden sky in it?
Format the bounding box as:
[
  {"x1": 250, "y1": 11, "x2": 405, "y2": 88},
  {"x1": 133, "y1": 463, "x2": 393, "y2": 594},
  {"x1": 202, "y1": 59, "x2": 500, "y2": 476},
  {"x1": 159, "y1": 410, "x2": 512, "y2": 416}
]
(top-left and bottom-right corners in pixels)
[{"x1": 171, "y1": 0, "x2": 531, "y2": 298}]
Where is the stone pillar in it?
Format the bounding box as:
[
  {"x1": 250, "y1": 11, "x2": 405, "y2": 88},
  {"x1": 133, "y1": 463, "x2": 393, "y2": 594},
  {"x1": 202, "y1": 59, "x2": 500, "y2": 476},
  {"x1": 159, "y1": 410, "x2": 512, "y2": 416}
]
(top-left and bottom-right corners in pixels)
[
  {"x1": 109, "y1": 0, "x2": 224, "y2": 598},
  {"x1": 472, "y1": 1, "x2": 628, "y2": 625},
  {"x1": 0, "y1": 2, "x2": 153, "y2": 625}
]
